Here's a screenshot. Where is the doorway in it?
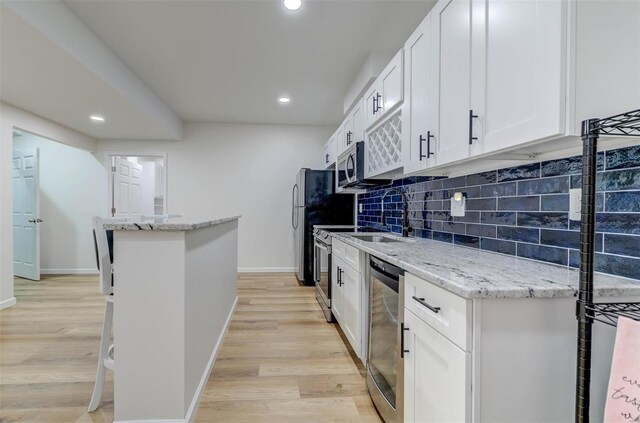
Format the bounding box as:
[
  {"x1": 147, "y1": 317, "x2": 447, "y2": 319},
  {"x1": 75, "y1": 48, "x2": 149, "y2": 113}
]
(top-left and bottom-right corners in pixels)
[
  {"x1": 12, "y1": 129, "x2": 106, "y2": 280},
  {"x1": 107, "y1": 155, "x2": 166, "y2": 218},
  {"x1": 12, "y1": 131, "x2": 40, "y2": 280}
]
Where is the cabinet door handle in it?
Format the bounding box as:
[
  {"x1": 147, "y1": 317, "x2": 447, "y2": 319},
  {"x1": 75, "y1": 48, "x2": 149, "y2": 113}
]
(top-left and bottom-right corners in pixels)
[
  {"x1": 401, "y1": 323, "x2": 410, "y2": 358},
  {"x1": 469, "y1": 109, "x2": 478, "y2": 145},
  {"x1": 375, "y1": 93, "x2": 382, "y2": 113},
  {"x1": 372, "y1": 96, "x2": 377, "y2": 115},
  {"x1": 337, "y1": 267, "x2": 343, "y2": 286},
  {"x1": 412, "y1": 295, "x2": 441, "y2": 314},
  {"x1": 419, "y1": 132, "x2": 435, "y2": 161},
  {"x1": 325, "y1": 153, "x2": 329, "y2": 164}
]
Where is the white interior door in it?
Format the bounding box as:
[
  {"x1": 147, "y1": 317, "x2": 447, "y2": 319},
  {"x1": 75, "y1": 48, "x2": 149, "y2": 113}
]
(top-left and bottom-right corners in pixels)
[
  {"x1": 13, "y1": 148, "x2": 41, "y2": 281},
  {"x1": 112, "y1": 157, "x2": 143, "y2": 218}
]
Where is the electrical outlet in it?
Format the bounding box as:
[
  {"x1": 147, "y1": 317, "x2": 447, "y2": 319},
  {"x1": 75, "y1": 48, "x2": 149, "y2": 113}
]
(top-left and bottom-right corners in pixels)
[
  {"x1": 570, "y1": 188, "x2": 581, "y2": 221},
  {"x1": 450, "y1": 192, "x2": 466, "y2": 217}
]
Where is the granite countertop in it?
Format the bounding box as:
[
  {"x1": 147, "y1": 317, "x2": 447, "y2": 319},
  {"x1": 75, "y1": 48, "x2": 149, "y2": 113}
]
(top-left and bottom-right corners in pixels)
[
  {"x1": 333, "y1": 232, "x2": 640, "y2": 300},
  {"x1": 103, "y1": 215, "x2": 241, "y2": 231}
]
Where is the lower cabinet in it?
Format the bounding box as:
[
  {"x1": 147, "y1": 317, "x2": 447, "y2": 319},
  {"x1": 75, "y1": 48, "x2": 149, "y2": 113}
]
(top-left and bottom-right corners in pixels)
[
  {"x1": 404, "y1": 309, "x2": 471, "y2": 423},
  {"x1": 332, "y1": 254, "x2": 362, "y2": 359},
  {"x1": 331, "y1": 259, "x2": 344, "y2": 324}
]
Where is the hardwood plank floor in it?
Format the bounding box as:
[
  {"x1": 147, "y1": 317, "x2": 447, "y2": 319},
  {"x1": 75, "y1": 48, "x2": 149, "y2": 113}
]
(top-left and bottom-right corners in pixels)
[{"x1": 1, "y1": 274, "x2": 381, "y2": 422}]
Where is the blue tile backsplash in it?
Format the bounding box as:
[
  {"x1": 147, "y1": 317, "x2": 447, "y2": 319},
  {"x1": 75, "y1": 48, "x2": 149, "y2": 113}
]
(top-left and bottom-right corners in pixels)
[{"x1": 357, "y1": 145, "x2": 640, "y2": 280}]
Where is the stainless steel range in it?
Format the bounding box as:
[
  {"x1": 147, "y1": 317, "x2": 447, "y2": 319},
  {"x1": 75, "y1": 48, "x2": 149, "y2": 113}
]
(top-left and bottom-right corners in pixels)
[
  {"x1": 313, "y1": 225, "x2": 353, "y2": 322},
  {"x1": 313, "y1": 225, "x2": 377, "y2": 322}
]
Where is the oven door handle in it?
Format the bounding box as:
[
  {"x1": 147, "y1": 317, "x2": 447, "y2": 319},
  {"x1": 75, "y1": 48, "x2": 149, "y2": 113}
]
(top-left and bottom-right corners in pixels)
[
  {"x1": 401, "y1": 322, "x2": 410, "y2": 358},
  {"x1": 314, "y1": 240, "x2": 329, "y2": 252}
]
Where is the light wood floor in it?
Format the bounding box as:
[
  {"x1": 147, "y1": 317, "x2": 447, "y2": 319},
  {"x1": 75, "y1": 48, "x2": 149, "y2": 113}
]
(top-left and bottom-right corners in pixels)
[{"x1": 1, "y1": 274, "x2": 381, "y2": 422}]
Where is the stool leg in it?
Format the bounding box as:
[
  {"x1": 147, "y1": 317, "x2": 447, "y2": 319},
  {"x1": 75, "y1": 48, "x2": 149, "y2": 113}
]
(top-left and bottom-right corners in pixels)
[{"x1": 88, "y1": 299, "x2": 113, "y2": 412}]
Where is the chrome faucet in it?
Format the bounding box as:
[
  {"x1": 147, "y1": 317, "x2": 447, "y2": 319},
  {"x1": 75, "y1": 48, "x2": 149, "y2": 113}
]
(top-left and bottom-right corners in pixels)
[{"x1": 380, "y1": 187, "x2": 413, "y2": 237}]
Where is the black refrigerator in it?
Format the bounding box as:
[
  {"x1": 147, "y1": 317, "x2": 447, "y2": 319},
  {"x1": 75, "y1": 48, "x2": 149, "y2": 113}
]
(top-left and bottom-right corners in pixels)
[{"x1": 292, "y1": 168, "x2": 354, "y2": 285}]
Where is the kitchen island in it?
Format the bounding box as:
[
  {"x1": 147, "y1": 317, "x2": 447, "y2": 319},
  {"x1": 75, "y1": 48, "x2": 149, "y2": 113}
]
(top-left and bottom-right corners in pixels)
[{"x1": 104, "y1": 216, "x2": 240, "y2": 423}]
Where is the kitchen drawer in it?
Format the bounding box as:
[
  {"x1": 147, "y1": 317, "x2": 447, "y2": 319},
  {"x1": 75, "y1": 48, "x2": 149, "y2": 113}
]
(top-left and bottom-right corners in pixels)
[
  {"x1": 404, "y1": 272, "x2": 472, "y2": 351},
  {"x1": 332, "y1": 238, "x2": 360, "y2": 272}
]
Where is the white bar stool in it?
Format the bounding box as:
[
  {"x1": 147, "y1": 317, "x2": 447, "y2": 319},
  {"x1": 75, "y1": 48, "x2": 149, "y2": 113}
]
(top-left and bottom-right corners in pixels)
[{"x1": 88, "y1": 216, "x2": 120, "y2": 412}]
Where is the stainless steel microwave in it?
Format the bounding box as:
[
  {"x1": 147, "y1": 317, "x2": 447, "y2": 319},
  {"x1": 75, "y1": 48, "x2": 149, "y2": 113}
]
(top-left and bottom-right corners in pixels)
[{"x1": 338, "y1": 142, "x2": 391, "y2": 189}]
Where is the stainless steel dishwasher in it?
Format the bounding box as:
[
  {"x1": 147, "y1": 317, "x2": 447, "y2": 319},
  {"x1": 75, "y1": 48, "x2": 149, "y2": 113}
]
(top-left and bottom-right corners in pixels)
[{"x1": 366, "y1": 256, "x2": 405, "y2": 423}]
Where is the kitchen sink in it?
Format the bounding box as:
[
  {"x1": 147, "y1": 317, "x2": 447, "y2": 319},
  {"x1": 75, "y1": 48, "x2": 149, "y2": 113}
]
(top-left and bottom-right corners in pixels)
[{"x1": 350, "y1": 234, "x2": 406, "y2": 243}]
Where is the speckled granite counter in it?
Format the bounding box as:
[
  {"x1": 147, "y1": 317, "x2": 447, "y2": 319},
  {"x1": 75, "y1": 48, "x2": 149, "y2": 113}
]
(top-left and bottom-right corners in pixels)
[
  {"x1": 103, "y1": 215, "x2": 241, "y2": 231},
  {"x1": 333, "y1": 233, "x2": 640, "y2": 300}
]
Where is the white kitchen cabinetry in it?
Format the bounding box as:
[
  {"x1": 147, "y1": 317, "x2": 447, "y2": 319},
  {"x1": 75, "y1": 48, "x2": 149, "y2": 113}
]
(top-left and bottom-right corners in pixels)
[
  {"x1": 402, "y1": 12, "x2": 435, "y2": 174},
  {"x1": 403, "y1": 271, "x2": 630, "y2": 422},
  {"x1": 430, "y1": 0, "x2": 476, "y2": 167},
  {"x1": 339, "y1": 98, "x2": 364, "y2": 157},
  {"x1": 364, "y1": 50, "x2": 404, "y2": 130},
  {"x1": 473, "y1": 0, "x2": 566, "y2": 154},
  {"x1": 322, "y1": 134, "x2": 337, "y2": 169},
  {"x1": 331, "y1": 239, "x2": 364, "y2": 359},
  {"x1": 404, "y1": 309, "x2": 471, "y2": 423},
  {"x1": 331, "y1": 258, "x2": 343, "y2": 324},
  {"x1": 403, "y1": 0, "x2": 639, "y2": 175}
]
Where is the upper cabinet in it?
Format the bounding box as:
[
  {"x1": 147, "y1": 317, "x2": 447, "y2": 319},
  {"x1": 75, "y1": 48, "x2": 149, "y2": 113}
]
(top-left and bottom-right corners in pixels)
[
  {"x1": 323, "y1": 133, "x2": 337, "y2": 169},
  {"x1": 474, "y1": 0, "x2": 566, "y2": 154},
  {"x1": 364, "y1": 50, "x2": 404, "y2": 130},
  {"x1": 432, "y1": 0, "x2": 476, "y2": 166},
  {"x1": 364, "y1": 50, "x2": 406, "y2": 178},
  {"x1": 338, "y1": 98, "x2": 364, "y2": 157},
  {"x1": 403, "y1": 0, "x2": 639, "y2": 175},
  {"x1": 402, "y1": 13, "x2": 435, "y2": 174},
  {"x1": 404, "y1": 0, "x2": 564, "y2": 174},
  {"x1": 327, "y1": 0, "x2": 640, "y2": 176}
]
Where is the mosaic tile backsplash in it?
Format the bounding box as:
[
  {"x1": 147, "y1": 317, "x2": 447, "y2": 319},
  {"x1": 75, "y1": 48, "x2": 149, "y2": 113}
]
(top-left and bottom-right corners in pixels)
[{"x1": 357, "y1": 145, "x2": 640, "y2": 280}]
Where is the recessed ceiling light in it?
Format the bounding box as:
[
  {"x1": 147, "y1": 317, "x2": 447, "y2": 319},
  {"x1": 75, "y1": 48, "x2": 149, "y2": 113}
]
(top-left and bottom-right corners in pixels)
[
  {"x1": 278, "y1": 96, "x2": 291, "y2": 104},
  {"x1": 283, "y1": 0, "x2": 301, "y2": 11},
  {"x1": 90, "y1": 114, "x2": 105, "y2": 123}
]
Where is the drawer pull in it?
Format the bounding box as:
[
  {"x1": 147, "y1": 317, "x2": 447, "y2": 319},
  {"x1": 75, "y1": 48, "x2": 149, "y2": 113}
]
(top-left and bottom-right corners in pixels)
[{"x1": 412, "y1": 296, "x2": 441, "y2": 314}]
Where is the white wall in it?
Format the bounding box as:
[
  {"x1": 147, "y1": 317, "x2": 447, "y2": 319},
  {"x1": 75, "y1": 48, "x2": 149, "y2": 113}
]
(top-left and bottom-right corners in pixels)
[
  {"x1": 0, "y1": 102, "x2": 98, "y2": 309},
  {"x1": 99, "y1": 122, "x2": 331, "y2": 271},
  {"x1": 14, "y1": 132, "x2": 106, "y2": 274}
]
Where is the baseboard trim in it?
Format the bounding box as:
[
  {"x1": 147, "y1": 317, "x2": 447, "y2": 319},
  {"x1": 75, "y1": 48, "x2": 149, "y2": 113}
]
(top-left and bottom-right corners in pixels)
[
  {"x1": 41, "y1": 268, "x2": 99, "y2": 275},
  {"x1": 0, "y1": 297, "x2": 17, "y2": 310},
  {"x1": 114, "y1": 420, "x2": 184, "y2": 423},
  {"x1": 238, "y1": 267, "x2": 296, "y2": 273},
  {"x1": 184, "y1": 295, "x2": 238, "y2": 422},
  {"x1": 114, "y1": 295, "x2": 238, "y2": 423}
]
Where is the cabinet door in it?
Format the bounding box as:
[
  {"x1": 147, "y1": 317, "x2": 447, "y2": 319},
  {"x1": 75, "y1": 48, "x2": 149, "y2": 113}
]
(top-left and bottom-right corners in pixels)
[
  {"x1": 335, "y1": 126, "x2": 343, "y2": 158},
  {"x1": 331, "y1": 258, "x2": 344, "y2": 325},
  {"x1": 404, "y1": 310, "x2": 471, "y2": 423},
  {"x1": 341, "y1": 115, "x2": 353, "y2": 155},
  {"x1": 341, "y1": 262, "x2": 361, "y2": 357},
  {"x1": 431, "y1": 0, "x2": 474, "y2": 166},
  {"x1": 351, "y1": 99, "x2": 364, "y2": 145},
  {"x1": 403, "y1": 14, "x2": 435, "y2": 175},
  {"x1": 328, "y1": 137, "x2": 337, "y2": 168},
  {"x1": 364, "y1": 82, "x2": 380, "y2": 129},
  {"x1": 379, "y1": 50, "x2": 404, "y2": 116},
  {"x1": 476, "y1": 0, "x2": 565, "y2": 153}
]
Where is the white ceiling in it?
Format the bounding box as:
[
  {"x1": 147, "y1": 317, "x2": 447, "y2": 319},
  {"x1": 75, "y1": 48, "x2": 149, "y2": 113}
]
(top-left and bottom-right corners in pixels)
[
  {"x1": 1, "y1": 0, "x2": 435, "y2": 140},
  {"x1": 0, "y1": 3, "x2": 182, "y2": 140},
  {"x1": 63, "y1": 0, "x2": 436, "y2": 127}
]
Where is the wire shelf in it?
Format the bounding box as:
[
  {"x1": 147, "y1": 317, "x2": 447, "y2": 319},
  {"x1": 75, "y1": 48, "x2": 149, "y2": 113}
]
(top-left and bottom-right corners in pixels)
[
  {"x1": 575, "y1": 107, "x2": 640, "y2": 423},
  {"x1": 586, "y1": 302, "x2": 640, "y2": 327},
  {"x1": 589, "y1": 108, "x2": 640, "y2": 137}
]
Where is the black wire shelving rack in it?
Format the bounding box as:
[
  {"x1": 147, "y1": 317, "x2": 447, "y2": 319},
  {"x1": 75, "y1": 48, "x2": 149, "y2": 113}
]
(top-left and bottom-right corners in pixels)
[{"x1": 575, "y1": 108, "x2": 640, "y2": 423}]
